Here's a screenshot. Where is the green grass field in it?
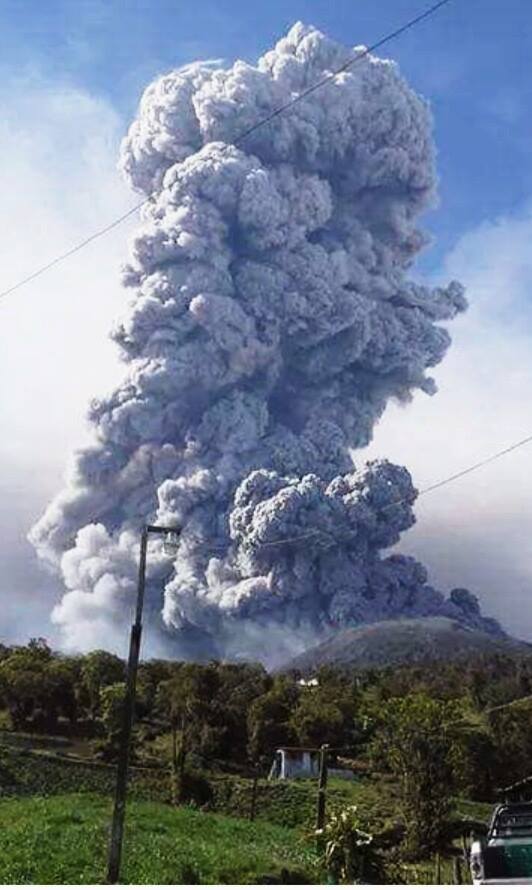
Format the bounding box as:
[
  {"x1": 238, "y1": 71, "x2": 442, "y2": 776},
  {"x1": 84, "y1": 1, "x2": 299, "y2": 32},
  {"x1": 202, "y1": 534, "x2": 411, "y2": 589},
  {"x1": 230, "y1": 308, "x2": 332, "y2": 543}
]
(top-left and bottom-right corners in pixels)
[
  {"x1": 0, "y1": 741, "x2": 492, "y2": 884},
  {"x1": 0, "y1": 793, "x2": 319, "y2": 884}
]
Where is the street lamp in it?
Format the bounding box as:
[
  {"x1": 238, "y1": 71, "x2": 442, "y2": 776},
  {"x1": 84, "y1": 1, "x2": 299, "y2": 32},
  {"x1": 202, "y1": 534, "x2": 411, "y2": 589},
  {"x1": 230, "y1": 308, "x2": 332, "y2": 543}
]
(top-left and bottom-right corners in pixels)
[{"x1": 107, "y1": 524, "x2": 180, "y2": 884}]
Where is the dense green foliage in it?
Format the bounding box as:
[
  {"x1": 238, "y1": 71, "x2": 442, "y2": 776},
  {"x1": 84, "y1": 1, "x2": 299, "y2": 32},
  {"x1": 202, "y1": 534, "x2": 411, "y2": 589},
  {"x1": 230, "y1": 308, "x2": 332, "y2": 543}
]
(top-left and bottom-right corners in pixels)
[
  {"x1": 0, "y1": 639, "x2": 78, "y2": 731},
  {"x1": 2, "y1": 638, "x2": 532, "y2": 867},
  {"x1": 1, "y1": 639, "x2": 531, "y2": 786},
  {"x1": 369, "y1": 693, "x2": 475, "y2": 854}
]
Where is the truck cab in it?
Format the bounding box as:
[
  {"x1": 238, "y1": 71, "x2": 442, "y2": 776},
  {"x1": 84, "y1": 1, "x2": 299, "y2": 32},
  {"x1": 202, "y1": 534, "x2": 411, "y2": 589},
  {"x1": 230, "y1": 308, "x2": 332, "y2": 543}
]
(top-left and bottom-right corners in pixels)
[{"x1": 471, "y1": 802, "x2": 532, "y2": 884}]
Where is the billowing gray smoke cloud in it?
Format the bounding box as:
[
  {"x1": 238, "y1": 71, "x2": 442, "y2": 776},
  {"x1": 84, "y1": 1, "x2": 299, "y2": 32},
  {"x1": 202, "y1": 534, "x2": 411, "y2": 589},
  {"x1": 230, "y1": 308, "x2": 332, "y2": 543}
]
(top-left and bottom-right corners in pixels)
[{"x1": 30, "y1": 23, "x2": 501, "y2": 663}]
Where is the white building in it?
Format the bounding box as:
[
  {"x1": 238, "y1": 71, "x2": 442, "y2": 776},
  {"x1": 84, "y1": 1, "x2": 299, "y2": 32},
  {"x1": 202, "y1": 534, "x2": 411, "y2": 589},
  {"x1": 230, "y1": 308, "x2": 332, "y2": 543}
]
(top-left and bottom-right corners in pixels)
[
  {"x1": 269, "y1": 746, "x2": 356, "y2": 780},
  {"x1": 269, "y1": 747, "x2": 321, "y2": 779}
]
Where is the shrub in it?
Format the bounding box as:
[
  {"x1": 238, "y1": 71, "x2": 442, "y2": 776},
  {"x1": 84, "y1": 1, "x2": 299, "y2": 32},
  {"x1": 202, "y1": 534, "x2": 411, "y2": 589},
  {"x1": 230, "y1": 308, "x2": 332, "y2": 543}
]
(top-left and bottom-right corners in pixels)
[{"x1": 316, "y1": 805, "x2": 384, "y2": 884}]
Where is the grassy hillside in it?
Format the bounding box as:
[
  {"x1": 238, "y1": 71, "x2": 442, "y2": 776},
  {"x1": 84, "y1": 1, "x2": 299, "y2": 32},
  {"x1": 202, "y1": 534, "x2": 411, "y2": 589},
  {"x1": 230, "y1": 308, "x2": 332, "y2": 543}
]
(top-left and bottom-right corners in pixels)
[
  {"x1": 0, "y1": 742, "x2": 494, "y2": 884},
  {"x1": 0, "y1": 743, "x2": 355, "y2": 824},
  {"x1": 0, "y1": 793, "x2": 318, "y2": 884},
  {"x1": 0, "y1": 787, "x2": 490, "y2": 885}
]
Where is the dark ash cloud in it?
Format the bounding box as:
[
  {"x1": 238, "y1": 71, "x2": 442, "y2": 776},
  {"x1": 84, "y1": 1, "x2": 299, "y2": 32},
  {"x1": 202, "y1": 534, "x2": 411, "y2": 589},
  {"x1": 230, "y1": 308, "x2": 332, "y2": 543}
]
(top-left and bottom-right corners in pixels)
[{"x1": 30, "y1": 23, "x2": 497, "y2": 664}]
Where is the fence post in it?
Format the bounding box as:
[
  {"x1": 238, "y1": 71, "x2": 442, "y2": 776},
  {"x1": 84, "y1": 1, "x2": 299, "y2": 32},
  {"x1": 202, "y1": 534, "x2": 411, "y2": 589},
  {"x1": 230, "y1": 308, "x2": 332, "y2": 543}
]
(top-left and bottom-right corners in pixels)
[
  {"x1": 315, "y1": 744, "x2": 329, "y2": 853},
  {"x1": 434, "y1": 851, "x2": 442, "y2": 884},
  {"x1": 170, "y1": 721, "x2": 178, "y2": 806},
  {"x1": 249, "y1": 772, "x2": 258, "y2": 821},
  {"x1": 176, "y1": 712, "x2": 187, "y2": 803}
]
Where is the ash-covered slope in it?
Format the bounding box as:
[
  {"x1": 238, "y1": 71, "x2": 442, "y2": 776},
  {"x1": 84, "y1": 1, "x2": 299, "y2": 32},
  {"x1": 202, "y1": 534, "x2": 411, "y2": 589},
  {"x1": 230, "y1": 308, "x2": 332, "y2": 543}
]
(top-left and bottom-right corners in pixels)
[
  {"x1": 30, "y1": 22, "x2": 498, "y2": 664},
  {"x1": 282, "y1": 616, "x2": 530, "y2": 674}
]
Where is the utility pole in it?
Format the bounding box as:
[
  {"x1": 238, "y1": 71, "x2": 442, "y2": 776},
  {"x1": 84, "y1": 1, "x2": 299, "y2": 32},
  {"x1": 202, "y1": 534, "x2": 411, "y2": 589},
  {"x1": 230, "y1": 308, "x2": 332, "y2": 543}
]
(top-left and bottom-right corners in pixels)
[
  {"x1": 107, "y1": 523, "x2": 180, "y2": 884},
  {"x1": 316, "y1": 744, "x2": 329, "y2": 853}
]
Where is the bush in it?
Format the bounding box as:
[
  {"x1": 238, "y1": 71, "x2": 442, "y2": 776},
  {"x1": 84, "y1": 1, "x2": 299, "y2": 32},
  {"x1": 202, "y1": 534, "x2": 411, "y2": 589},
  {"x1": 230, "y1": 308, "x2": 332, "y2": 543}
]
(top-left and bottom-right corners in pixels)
[{"x1": 316, "y1": 805, "x2": 385, "y2": 884}]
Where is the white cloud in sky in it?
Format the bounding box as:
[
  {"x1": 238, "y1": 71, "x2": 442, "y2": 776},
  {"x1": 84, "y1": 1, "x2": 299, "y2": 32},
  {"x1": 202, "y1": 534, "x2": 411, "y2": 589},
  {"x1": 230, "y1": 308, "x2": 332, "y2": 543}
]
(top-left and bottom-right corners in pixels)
[
  {"x1": 0, "y1": 74, "x2": 133, "y2": 642},
  {"x1": 0, "y1": 74, "x2": 133, "y2": 469},
  {"x1": 363, "y1": 207, "x2": 532, "y2": 639}
]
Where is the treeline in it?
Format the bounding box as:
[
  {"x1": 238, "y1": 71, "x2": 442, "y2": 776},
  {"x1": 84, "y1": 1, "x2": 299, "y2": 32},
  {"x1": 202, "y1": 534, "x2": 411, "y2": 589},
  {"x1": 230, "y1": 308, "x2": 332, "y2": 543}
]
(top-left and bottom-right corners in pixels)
[
  {"x1": 0, "y1": 639, "x2": 364, "y2": 764},
  {"x1": 2, "y1": 638, "x2": 532, "y2": 853}
]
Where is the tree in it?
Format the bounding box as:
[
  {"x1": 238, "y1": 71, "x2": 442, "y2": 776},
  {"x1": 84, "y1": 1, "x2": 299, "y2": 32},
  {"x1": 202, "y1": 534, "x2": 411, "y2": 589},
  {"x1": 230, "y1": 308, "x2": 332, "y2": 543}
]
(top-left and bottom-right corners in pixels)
[
  {"x1": 247, "y1": 677, "x2": 299, "y2": 765},
  {"x1": 136, "y1": 659, "x2": 175, "y2": 717},
  {"x1": 369, "y1": 692, "x2": 472, "y2": 856},
  {"x1": 153, "y1": 662, "x2": 270, "y2": 772},
  {"x1": 488, "y1": 702, "x2": 532, "y2": 790},
  {"x1": 154, "y1": 663, "x2": 224, "y2": 799},
  {"x1": 212, "y1": 662, "x2": 270, "y2": 762},
  {"x1": 45, "y1": 657, "x2": 81, "y2": 728},
  {"x1": 290, "y1": 672, "x2": 361, "y2": 750},
  {"x1": 99, "y1": 682, "x2": 126, "y2": 758},
  {"x1": 79, "y1": 651, "x2": 125, "y2": 718},
  {"x1": 290, "y1": 694, "x2": 344, "y2": 748},
  {"x1": 0, "y1": 640, "x2": 58, "y2": 730}
]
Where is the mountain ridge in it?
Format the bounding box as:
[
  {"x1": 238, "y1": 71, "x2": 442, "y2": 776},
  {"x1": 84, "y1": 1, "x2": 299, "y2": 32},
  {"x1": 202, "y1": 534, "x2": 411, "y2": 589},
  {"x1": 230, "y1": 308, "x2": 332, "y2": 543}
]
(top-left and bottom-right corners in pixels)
[{"x1": 281, "y1": 617, "x2": 532, "y2": 674}]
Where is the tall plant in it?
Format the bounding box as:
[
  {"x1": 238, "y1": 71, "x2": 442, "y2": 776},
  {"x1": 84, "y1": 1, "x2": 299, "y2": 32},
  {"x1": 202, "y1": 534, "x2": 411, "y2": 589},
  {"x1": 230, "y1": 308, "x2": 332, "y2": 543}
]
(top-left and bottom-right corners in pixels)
[{"x1": 316, "y1": 806, "x2": 383, "y2": 884}]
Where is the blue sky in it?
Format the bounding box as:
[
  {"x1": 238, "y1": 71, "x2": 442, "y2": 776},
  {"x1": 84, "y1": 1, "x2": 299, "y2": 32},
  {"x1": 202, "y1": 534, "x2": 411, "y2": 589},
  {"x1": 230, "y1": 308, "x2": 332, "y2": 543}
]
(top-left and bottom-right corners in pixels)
[
  {"x1": 3, "y1": 0, "x2": 532, "y2": 266},
  {"x1": 1, "y1": 0, "x2": 532, "y2": 647}
]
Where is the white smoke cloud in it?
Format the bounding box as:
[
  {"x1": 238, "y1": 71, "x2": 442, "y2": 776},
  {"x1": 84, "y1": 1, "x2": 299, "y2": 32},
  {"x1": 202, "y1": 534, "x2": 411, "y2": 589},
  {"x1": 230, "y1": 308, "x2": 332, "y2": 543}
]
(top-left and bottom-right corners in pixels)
[
  {"x1": 0, "y1": 74, "x2": 131, "y2": 468},
  {"x1": 0, "y1": 73, "x2": 132, "y2": 647},
  {"x1": 29, "y1": 24, "x2": 500, "y2": 664}
]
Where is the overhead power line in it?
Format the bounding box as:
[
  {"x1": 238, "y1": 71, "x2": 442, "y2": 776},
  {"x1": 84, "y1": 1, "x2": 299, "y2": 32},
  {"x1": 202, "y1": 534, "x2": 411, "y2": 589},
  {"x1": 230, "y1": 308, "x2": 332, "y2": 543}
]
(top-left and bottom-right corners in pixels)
[
  {"x1": 485, "y1": 693, "x2": 532, "y2": 717},
  {"x1": 260, "y1": 432, "x2": 532, "y2": 548},
  {"x1": 0, "y1": 0, "x2": 455, "y2": 302},
  {"x1": 418, "y1": 434, "x2": 532, "y2": 497},
  {"x1": 233, "y1": 0, "x2": 454, "y2": 146},
  {"x1": 0, "y1": 204, "x2": 145, "y2": 301}
]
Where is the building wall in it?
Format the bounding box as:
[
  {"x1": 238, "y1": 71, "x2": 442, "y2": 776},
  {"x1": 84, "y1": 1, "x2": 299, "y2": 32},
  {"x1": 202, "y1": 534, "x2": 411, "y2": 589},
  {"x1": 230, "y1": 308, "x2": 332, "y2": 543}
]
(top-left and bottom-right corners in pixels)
[
  {"x1": 270, "y1": 749, "x2": 354, "y2": 780},
  {"x1": 281, "y1": 750, "x2": 320, "y2": 779}
]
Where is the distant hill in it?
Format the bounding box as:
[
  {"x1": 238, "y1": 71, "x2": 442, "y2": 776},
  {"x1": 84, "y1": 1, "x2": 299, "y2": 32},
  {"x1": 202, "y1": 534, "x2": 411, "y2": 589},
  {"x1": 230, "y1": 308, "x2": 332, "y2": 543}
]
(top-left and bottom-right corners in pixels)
[{"x1": 282, "y1": 617, "x2": 532, "y2": 674}]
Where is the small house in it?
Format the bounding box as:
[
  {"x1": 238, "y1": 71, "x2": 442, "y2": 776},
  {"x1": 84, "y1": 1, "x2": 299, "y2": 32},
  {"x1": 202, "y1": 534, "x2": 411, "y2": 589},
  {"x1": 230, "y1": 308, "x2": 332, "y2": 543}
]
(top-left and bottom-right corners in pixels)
[
  {"x1": 269, "y1": 747, "x2": 320, "y2": 779},
  {"x1": 268, "y1": 747, "x2": 355, "y2": 780}
]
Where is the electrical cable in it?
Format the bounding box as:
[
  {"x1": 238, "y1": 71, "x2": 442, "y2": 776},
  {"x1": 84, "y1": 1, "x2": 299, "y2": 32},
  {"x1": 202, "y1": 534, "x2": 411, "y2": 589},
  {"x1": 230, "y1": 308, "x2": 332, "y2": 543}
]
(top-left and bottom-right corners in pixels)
[
  {"x1": 0, "y1": 202, "x2": 146, "y2": 300},
  {"x1": 0, "y1": 0, "x2": 455, "y2": 302},
  {"x1": 173, "y1": 433, "x2": 532, "y2": 552},
  {"x1": 232, "y1": 0, "x2": 454, "y2": 146},
  {"x1": 260, "y1": 432, "x2": 532, "y2": 548},
  {"x1": 418, "y1": 434, "x2": 532, "y2": 497}
]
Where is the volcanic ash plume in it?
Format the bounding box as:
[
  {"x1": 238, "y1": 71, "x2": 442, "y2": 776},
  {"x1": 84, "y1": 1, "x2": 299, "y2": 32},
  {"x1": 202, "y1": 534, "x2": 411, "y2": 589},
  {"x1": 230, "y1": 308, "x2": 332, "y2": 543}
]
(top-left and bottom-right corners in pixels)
[{"x1": 30, "y1": 23, "x2": 501, "y2": 662}]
